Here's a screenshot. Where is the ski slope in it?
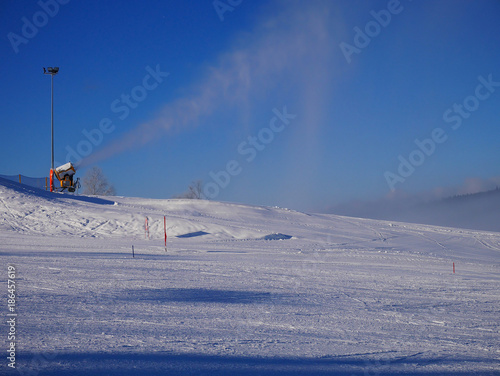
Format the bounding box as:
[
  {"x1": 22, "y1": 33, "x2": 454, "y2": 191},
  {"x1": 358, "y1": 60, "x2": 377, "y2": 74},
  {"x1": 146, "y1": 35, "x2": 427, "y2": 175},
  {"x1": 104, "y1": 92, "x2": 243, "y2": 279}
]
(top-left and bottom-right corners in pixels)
[{"x1": 1, "y1": 177, "x2": 499, "y2": 375}]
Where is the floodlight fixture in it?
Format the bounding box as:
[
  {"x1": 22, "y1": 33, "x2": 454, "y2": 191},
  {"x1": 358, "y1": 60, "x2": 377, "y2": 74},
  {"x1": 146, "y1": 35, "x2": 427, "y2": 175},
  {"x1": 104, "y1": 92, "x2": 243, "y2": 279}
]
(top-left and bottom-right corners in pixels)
[{"x1": 44, "y1": 66, "x2": 59, "y2": 75}]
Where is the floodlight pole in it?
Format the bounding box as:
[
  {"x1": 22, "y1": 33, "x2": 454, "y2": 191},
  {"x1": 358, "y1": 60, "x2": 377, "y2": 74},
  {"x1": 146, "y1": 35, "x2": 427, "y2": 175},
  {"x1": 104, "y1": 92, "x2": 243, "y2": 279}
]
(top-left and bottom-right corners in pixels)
[
  {"x1": 43, "y1": 67, "x2": 59, "y2": 191},
  {"x1": 50, "y1": 72, "x2": 54, "y2": 172}
]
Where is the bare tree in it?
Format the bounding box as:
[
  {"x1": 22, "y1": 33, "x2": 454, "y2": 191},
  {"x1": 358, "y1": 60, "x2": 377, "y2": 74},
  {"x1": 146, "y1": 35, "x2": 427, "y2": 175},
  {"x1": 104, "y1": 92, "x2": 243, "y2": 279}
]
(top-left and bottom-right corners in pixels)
[
  {"x1": 82, "y1": 166, "x2": 116, "y2": 196},
  {"x1": 174, "y1": 180, "x2": 205, "y2": 199}
]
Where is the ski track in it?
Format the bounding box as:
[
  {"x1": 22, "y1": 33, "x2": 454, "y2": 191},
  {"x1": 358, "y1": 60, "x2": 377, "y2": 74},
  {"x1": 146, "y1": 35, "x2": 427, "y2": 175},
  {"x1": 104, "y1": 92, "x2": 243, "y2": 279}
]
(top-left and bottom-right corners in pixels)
[{"x1": 1, "y1": 179, "x2": 500, "y2": 375}]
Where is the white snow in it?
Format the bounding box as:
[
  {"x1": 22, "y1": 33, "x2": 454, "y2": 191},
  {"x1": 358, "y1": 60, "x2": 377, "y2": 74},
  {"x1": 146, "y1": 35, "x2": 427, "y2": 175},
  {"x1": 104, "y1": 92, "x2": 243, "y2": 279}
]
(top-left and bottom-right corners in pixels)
[
  {"x1": 55, "y1": 162, "x2": 75, "y2": 177},
  {"x1": 1, "y1": 177, "x2": 499, "y2": 375}
]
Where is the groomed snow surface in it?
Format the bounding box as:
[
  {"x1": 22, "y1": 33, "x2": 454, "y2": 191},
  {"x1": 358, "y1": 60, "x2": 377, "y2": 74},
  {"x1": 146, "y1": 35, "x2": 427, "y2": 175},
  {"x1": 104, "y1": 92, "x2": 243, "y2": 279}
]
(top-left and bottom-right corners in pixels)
[{"x1": 1, "y1": 177, "x2": 499, "y2": 375}]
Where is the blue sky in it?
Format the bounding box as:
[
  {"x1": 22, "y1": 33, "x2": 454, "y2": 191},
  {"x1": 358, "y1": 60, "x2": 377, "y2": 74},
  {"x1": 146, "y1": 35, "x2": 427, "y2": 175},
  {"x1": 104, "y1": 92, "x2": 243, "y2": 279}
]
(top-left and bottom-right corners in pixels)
[{"x1": 1, "y1": 0, "x2": 499, "y2": 212}]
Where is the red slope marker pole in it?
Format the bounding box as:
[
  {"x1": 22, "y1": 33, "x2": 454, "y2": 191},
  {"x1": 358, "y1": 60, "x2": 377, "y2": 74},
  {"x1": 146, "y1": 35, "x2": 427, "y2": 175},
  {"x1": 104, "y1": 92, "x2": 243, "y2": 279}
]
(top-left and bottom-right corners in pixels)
[
  {"x1": 164, "y1": 216, "x2": 167, "y2": 252},
  {"x1": 49, "y1": 169, "x2": 54, "y2": 192},
  {"x1": 453, "y1": 262, "x2": 455, "y2": 274}
]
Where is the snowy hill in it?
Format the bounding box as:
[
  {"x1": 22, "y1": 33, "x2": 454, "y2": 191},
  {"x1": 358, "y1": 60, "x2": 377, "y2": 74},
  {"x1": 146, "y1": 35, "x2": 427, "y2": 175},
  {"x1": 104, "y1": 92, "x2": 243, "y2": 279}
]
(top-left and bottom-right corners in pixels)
[
  {"x1": 332, "y1": 188, "x2": 500, "y2": 233},
  {"x1": 1, "y1": 177, "x2": 499, "y2": 375},
  {"x1": 380, "y1": 189, "x2": 500, "y2": 233}
]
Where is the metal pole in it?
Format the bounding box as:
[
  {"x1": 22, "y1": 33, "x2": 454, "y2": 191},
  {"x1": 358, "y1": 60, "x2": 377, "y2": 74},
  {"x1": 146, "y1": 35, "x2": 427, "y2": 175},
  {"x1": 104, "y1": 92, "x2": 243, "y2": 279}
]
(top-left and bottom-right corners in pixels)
[
  {"x1": 51, "y1": 73, "x2": 54, "y2": 171},
  {"x1": 44, "y1": 67, "x2": 58, "y2": 192}
]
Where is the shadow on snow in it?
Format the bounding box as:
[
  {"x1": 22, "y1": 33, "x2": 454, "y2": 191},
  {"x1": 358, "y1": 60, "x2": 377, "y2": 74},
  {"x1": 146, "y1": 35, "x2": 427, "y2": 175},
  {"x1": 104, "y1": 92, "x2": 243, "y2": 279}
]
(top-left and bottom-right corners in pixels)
[
  {"x1": 120, "y1": 288, "x2": 280, "y2": 305},
  {"x1": 17, "y1": 351, "x2": 500, "y2": 376}
]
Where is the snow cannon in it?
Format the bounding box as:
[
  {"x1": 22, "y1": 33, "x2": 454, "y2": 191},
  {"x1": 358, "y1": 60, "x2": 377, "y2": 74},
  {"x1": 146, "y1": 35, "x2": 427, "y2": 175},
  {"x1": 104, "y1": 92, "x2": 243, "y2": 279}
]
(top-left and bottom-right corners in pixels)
[{"x1": 54, "y1": 162, "x2": 80, "y2": 192}]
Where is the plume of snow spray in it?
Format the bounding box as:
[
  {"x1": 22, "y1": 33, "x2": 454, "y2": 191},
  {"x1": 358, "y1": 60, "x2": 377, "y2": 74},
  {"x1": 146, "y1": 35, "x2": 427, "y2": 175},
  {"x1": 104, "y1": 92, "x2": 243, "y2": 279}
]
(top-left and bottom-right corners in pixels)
[{"x1": 78, "y1": 1, "x2": 341, "y2": 171}]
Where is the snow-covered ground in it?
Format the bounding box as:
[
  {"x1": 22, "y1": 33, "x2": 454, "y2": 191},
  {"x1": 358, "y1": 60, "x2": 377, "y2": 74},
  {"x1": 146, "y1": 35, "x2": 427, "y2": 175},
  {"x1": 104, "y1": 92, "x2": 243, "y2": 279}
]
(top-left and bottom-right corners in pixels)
[{"x1": 1, "y1": 177, "x2": 499, "y2": 375}]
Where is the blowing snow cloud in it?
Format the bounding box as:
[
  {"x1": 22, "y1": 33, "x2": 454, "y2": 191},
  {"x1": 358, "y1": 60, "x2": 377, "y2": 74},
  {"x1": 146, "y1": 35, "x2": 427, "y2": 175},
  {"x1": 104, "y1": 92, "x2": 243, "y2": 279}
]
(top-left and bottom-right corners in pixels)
[{"x1": 78, "y1": 1, "x2": 341, "y2": 169}]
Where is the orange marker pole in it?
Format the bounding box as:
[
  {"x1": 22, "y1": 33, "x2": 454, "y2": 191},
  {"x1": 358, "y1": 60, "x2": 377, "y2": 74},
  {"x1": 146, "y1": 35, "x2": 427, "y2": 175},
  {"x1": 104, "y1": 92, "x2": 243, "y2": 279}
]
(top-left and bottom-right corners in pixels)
[{"x1": 49, "y1": 169, "x2": 54, "y2": 192}]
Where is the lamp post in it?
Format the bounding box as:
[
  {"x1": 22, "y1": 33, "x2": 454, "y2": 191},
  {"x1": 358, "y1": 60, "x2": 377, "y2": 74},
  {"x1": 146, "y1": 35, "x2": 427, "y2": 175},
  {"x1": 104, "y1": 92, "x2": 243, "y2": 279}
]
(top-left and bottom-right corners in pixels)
[{"x1": 43, "y1": 67, "x2": 59, "y2": 192}]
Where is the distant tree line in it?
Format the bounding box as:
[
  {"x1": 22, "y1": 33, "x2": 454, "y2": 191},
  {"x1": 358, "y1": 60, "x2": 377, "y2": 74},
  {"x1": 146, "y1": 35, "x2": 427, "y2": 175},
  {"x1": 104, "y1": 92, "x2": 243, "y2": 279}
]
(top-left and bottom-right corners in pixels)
[{"x1": 443, "y1": 186, "x2": 500, "y2": 203}]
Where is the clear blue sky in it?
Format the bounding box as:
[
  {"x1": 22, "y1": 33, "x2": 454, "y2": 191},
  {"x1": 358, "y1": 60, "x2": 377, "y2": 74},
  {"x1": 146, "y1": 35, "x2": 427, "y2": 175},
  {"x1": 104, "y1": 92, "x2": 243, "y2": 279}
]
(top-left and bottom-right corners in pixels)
[{"x1": 1, "y1": 0, "x2": 499, "y2": 212}]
